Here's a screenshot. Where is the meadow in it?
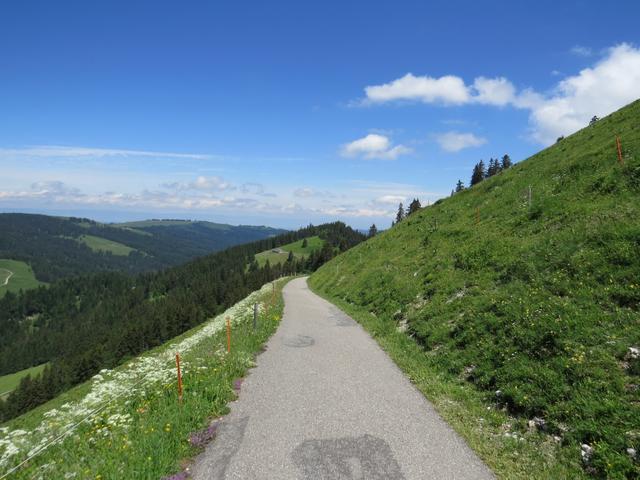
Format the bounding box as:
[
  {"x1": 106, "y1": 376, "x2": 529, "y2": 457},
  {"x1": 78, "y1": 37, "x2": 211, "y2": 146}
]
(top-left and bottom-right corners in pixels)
[
  {"x1": 0, "y1": 260, "x2": 43, "y2": 298},
  {"x1": 78, "y1": 234, "x2": 136, "y2": 256},
  {"x1": 254, "y1": 235, "x2": 323, "y2": 266}
]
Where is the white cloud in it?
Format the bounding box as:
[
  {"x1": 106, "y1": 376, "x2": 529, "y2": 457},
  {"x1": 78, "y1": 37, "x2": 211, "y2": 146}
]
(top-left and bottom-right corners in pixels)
[
  {"x1": 526, "y1": 43, "x2": 640, "y2": 143},
  {"x1": 163, "y1": 175, "x2": 234, "y2": 192},
  {"x1": 0, "y1": 145, "x2": 212, "y2": 160},
  {"x1": 471, "y1": 77, "x2": 516, "y2": 106},
  {"x1": 364, "y1": 73, "x2": 470, "y2": 105},
  {"x1": 570, "y1": 45, "x2": 593, "y2": 57},
  {"x1": 360, "y1": 43, "x2": 640, "y2": 145},
  {"x1": 434, "y1": 131, "x2": 488, "y2": 152},
  {"x1": 341, "y1": 134, "x2": 412, "y2": 160}
]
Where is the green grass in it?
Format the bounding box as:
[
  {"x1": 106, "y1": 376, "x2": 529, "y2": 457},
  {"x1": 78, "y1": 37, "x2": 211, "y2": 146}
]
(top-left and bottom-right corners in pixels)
[
  {"x1": 255, "y1": 236, "x2": 323, "y2": 266},
  {"x1": 0, "y1": 259, "x2": 44, "y2": 298},
  {"x1": 310, "y1": 100, "x2": 640, "y2": 479},
  {"x1": 0, "y1": 364, "x2": 48, "y2": 399},
  {"x1": 1, "y1": 279, "x2": 287, "y2": 479},
  {"x1": 78, "y1": 234, "x2": 136, "y2": 256}
]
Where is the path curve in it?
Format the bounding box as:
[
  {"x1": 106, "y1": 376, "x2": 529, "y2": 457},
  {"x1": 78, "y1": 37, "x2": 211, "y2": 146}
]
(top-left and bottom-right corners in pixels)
[
  {"x1": 192, "y1": 277, "x2": 494, "y2": 479},
  {"x1": 0, "y1": 269, "x2": 13, "y2": 287}
]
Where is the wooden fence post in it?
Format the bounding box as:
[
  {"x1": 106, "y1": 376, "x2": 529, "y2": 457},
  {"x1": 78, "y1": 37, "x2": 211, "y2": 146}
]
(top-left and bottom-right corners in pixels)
[{"x1": 616, "y1": 136, "x2": 624, "y2": 165}]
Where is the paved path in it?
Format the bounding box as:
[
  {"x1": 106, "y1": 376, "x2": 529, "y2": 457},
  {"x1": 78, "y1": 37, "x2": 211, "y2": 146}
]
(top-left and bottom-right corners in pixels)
[{"x1": 191, "y1": 277, "x2": 494, "y2": 480}]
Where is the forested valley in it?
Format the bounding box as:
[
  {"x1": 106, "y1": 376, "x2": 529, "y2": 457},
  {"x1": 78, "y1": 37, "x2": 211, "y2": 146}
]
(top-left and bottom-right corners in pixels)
[
  {"x1": 0, "y1": 214, "x2": 286, "y2": 282},
  {"x1": 0, "y1": 222, "x2": 365, "y2": 421}
]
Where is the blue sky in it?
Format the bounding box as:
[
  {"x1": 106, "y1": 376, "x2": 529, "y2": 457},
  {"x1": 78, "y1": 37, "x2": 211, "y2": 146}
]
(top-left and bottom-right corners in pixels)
[{"x1": 1, "y1": 0, "x2": 639, "y2": 229}]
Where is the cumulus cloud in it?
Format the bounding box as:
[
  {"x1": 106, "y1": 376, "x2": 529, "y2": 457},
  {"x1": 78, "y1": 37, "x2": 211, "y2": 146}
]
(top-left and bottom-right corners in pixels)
[
  {"x1": 364, "y1": 73, "x2": 470, "y2": 105},
  {"x1": 434, "y1": 131, "x2": 487, "y2": 152},
  {"x1": 526, "y1": 43, "x2": 640, "y2": 143},
  {"x1": 361, "y1": 43, "x2": 640, "y2": 145},
  {"x1": 341, "y1": 134, "x2": 412, "y2": 160},
  {"x1": 471, "y1": 77, "x2": 516, "y2": 106}
]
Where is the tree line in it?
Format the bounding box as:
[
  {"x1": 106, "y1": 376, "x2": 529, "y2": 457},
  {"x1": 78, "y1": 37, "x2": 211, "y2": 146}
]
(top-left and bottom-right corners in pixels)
[
  {"x1": 453, "y1": 154, "x2": 513, "y2": 194},
  {"x1": 0, "y1": 222, "x2": 365, "y2": 421}
]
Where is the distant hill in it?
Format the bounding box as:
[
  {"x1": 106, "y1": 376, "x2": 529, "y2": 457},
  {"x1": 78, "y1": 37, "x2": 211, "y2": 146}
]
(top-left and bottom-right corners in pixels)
[
  {"x1": 0, "y1": 214, "x2": 287, "y2": 285},
  {"x1": 311, "y1": 100, "x2": 640, "y2": 477}
]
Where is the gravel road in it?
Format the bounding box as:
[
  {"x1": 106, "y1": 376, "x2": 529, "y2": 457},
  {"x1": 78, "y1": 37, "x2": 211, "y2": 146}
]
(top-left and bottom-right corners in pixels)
[{"x1": 191, "y1": 277, "x2": 494, "y2": 479}]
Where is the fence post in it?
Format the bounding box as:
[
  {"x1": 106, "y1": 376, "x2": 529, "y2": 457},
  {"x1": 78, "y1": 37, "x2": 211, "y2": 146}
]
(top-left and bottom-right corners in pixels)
[
  {"x1": 528, "y1": 185, "x2": 532, "y2": 208},
  {"x1": 616, "y1": 136, "x2": 624, "y2": 165},
  {"x1": 175, "y1": 353, "x2": 183, "y2": 403},
  {"x1": 226, "y1": 317, "x2": 231, "y2": 354},
  {"x1": 253, "y1": 303, "x2": 258, "y2": 330}
]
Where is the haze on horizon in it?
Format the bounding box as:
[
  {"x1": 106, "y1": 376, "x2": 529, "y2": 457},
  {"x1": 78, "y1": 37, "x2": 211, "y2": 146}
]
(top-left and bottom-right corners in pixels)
[{"x1": 1, "y1": 1, "x2": 640, "y2": 229}]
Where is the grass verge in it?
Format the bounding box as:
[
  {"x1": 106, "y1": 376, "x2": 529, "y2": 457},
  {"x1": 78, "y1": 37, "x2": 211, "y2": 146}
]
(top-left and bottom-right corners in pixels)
[
  {"x1": 0, "y1": 278, "x2": 288, "y2": 479},
  {"x1": 308, "y1": 281, "x2": 586, "y2": 479}
]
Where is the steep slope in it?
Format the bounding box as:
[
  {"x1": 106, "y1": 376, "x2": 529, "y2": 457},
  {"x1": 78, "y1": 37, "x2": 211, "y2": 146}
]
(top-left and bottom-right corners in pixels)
[
  {"x1": 310, "y1": 100, "x2": 640, "y2": 478},
  {"x1": 0, "y1": 214, "x2": 286, "y2": 283}
]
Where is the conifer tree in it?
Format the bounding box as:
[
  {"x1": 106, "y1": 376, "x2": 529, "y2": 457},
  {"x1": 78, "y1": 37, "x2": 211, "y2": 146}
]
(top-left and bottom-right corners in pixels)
[
  {"x1": 287, "y1": 251, "x2": 294, "y2": 262},
  {"x1": 368, "y1": 224, "x2": 378, "y2": 237},
  {"x1": 395, "y1": 203, "x2": 405, "y2": 223},
  {"x1": 301, "y1": 238, "x2": 308, "y2": 248},
  {"x1": 501, "y1": 154, "x2": 513, "y2": 170},
  {"x1": 470, "y1": 160, "x2": 486, "y2": 186},
  {"x1": 407, "y1": 198, "x2": 421, "y2": 215}
]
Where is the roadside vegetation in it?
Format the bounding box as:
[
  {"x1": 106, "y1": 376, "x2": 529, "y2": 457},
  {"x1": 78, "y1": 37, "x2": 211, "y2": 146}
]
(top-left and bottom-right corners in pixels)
[
  {"x1": 310, "y1": 100, "x2": 640, "y2": 478},
  {"x1": 0, "y1": 279, "x2": 286, "y2": 479},
  {"x1": 0, "y1": 260, "x2": 43, "y2": 298}
]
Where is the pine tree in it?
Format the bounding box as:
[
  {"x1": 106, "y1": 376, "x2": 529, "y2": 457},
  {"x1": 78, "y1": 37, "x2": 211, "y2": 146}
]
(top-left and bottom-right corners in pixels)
[
  {"x1": 301, "y1": 238, "x2": 308, "y2": 248},
  {"x1": 368, "y1": 224, "x2": 378, "y2": 237},
  {"x1": 470, "y1": 160, "x2": 486, "y2": 186},
  {"x1": 455, "y1": 179, "x2": 465, "y2": 192},
  {"x1": 287, "y1": 251, "x2": 294, "y2": 262},
  {"x1": 407, "y1": 198, "x2": 421, "y2": 215},
  {"x1": 501, "y1": 154, "x2": 512, "y2": 170},
  {"x1": 486, "y1": 158, "x2": 495, "y2": 177},
  {"x1": 395, "y1": 203, "x2": 405, "y2": 223}
]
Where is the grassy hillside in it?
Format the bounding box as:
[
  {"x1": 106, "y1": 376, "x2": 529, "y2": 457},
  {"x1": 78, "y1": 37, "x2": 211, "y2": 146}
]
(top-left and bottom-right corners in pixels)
[
  {"x1": 311, "y1": 100, "x2": 640, "y2": 478},
  {"x1": 255, "y1": 235, "x2": 323, "y2": 266},
  {"x1": 78, "y1": 234, "x2": 136, "y2": 256},
  {"x1": 0, "y1": 259, "x2": 44, "y2": 298},
  {"x1": 0, "y1": 364, "x2": 47, "y2": 399}
]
